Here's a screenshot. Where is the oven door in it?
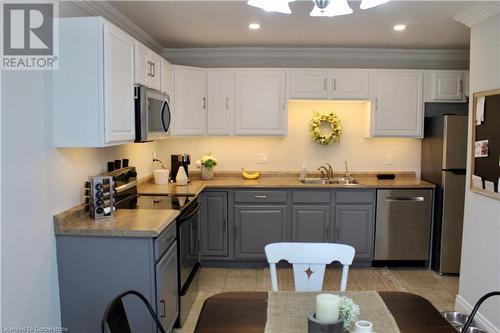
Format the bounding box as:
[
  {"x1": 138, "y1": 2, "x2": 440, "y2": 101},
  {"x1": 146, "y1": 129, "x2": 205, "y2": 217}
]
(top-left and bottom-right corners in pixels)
[
  {"x1": 178, "y1": 201, "x2": 200, "y2": 288},
  {"x1": 146, "y1": 89, "x2": 171, "y2": 140}
]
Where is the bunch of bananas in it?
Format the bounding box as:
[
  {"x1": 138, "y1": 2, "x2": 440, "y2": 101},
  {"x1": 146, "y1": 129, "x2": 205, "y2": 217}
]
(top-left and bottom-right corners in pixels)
[{"x1": 241, "y1": 168, "x2": 260, "y2": 180}]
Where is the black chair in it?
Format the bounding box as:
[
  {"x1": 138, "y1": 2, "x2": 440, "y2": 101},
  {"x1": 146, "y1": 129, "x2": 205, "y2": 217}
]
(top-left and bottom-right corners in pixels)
[{"x1": 101, "y1": 290, "x2": 166, "y2": 333}]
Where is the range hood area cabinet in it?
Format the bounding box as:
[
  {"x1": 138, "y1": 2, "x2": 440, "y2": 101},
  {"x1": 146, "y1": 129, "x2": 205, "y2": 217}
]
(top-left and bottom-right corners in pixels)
[{"x1": 53, "y1": 17, "x2": 136, "y2": 147}]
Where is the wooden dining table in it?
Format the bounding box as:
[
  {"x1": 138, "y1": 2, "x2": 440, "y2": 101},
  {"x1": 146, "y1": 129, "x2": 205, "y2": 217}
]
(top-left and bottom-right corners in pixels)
[{"x1": 194, "y1": 291, "x2": 456, "y2": 333}]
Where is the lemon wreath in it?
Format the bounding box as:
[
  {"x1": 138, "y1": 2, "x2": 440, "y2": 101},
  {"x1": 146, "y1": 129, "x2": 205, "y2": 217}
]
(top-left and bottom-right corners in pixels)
[{"x1": 310, "y1": 112, "x2": 342, "y2": 145}]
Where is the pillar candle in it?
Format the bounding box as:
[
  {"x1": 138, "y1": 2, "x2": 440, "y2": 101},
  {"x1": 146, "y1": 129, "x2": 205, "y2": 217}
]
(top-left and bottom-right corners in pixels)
[{"x1": 316, "y1": 294, "x2": 340, "y2": 322}]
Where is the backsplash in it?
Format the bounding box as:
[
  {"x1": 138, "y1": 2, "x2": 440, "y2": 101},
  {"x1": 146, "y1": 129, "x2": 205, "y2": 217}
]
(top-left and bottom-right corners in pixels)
[{"x1": 156, "y1": 101, "x2": 422, "y2": 175}]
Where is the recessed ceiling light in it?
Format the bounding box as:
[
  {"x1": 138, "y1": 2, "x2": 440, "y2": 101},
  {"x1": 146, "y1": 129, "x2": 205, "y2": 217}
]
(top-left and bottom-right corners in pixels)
[
  {"x1": 393, "y1": 24, "x2": 406, "y2": 31},
  {"x1": 249, "y1": 23, "x2": 261, "y2": 30}
]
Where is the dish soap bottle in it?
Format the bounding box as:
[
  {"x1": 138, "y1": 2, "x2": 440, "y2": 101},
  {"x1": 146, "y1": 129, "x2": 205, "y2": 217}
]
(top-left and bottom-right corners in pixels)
[{"x1": 299, "y1": 163, "x2": 307, "y2": 181}]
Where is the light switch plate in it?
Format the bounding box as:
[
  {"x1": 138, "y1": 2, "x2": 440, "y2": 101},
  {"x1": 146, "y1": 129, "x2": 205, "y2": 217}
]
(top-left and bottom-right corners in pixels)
[
  {"x1": 258, "y1": 153, "x2": 269, "y2": 164},
  {"x1": 385, "y1": 153, "x2": 393, "y2": 165}
]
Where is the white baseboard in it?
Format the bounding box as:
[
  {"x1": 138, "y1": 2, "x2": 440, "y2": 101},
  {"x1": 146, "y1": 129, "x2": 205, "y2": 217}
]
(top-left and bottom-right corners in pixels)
[{"x1": 455, "y1": 295, "x2": 500, "y2": 333}]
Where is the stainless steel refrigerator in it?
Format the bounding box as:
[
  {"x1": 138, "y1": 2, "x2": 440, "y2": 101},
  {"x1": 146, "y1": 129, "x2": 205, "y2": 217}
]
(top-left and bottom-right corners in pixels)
[{"x1": 421, "y1": 114, "x2": 468, "y2": 274}]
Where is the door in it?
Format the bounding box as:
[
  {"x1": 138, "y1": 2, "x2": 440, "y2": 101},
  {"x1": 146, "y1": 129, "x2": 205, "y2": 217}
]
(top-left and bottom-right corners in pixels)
[
  {"x1": 372, "y1": 71, "x2": 424, "y2": 137},
  {"x1": 234, "y1": 206, "x2": 287, "y2": 259},
  {"x1": 335, "y1": 205, "x2": 374, "y2": 260},
  {"x1": 201, "y1": 192, "x2": 228, "y2": 256},
  {"x1": 160, "y1": 58, "x2": 173, "y2": 96},
  {"x1": 148, "y1": 51, "x2": 162, "y2": 91},
  {"x1": 440, "y1": 171, "x2": 466, "y2": 273},
  {"x1": 289, "y1": 70, "x2": 330, "y2": 99},
  {"x1": 433, "y1": 71, "x2": 464, "y2": 101},
  {"x1": 443, "y1": 115, "x2": 468, "y2": 170},
  {"x1": 173, "y1": 67, "x2": 207, "y2": 135},
  {"x1": 235, "y1": 70, "x2": 286, "y2": 135},
  {"x1": 103, "y1": 22, "x2": 135, "y2": 144},
  {"x1": 292, "y1": 206, "x2": 330, "y2": 242},
  {"x1": 207, "y1": 70, "x2": 234, "y2": 135},
  {"x1": 155, "y1": 242, "x2": 179, "y2": 333},
  {"x1": 332, "y1": 70, "x2": 371, "y2": 100},
  {"x1": 134, "y1": 42, "x2": 150, "y2": 87}
]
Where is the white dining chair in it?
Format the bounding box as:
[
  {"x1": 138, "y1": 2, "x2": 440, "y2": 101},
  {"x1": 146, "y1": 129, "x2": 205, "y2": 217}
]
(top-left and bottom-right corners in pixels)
[{"x1": 264, "y1": 242, "x2": 355, "y2": 292}]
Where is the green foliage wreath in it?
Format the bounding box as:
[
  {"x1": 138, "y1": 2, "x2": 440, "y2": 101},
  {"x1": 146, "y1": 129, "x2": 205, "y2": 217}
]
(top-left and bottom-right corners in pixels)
[{"x1": 310, "y1": 112, "x2": 342, "y2": 145}]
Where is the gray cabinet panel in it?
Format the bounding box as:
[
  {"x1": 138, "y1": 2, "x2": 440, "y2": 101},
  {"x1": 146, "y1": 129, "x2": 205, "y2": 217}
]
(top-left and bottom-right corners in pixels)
[
  {"x1": 292, "y1": 206, "x2": 330, "y2": 242},
  {"x1": 234, "y1": 206, "x2": 287, "y2": 259},
  {"x1": 201, "y1": 192, "x2": 228, "y2": 256},
  {"x1": 335, "y1": 205, "x2": 374, "y2": 260},
  {"x1": 234, "y1": 190, "x2": 287, "y2": 203},
  {"x1": 336, "y1": 190, "x2": 375, "y2": 204},
  {"x1": 292, "y1": 190, "x2": 330, "y2": 203},
  {"x1": 156, "y1": 242, "x2": 179, "y2": 333}
]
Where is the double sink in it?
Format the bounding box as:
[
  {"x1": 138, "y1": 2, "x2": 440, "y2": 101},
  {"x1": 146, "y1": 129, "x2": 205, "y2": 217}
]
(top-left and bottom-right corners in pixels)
[{"x1": 300, "y1": 177, "x2": 360, "y2": 185}]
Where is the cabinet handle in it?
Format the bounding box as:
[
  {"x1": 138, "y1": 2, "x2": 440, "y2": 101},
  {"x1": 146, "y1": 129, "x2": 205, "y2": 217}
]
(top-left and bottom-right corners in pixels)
[
  {"x1": 234, "y1": 225, "x2": 238, "y2": 239},
  {"x1": 336, "y1": 226, "x2": 340, "y2": 237},
  {"x1": 225, "y1": 97, "x2": 229, "y2": 110},
  {"x1": 147, "y1": 61, "x2": 152, "y2": 77},
  {"x1": 281, "y1": 98, "x2": 286, "y2": 110},
  {"x1": 160, "y1": 300, "x2": 166, "y2": 317},
  {"x1": 459, "y1": 80, "x2": 463, "y2": 93},
  {"x1": 375, "y1": 98, "x2": 378, "y2": 110},
  {"x1": 202, "y1": 97, "x2": 207, "y2": 109},
  {"x1": 333, "y1": 78, "x2": 337, "y2": 91},
  {"x1": 324, "y1": 78, "x2": 327, "y2": 90},
  {"x1": 223, "y1": 218, "x2": 227, "y2": 231},
  {"x1": 151, "y1": 62, "x2": 156, "y2": 77},
  {"x1": 254, "y1": 195, "x2": 267, "y2": 199},
  {"x1": 324, "y1": 226, "x2": 329, "y2": 235}
]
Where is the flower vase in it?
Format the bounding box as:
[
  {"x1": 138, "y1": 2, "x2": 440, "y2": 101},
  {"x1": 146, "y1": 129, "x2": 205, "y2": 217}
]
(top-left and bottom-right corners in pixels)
[{"x1": 201, "y1": 166, "x2": 214, "y2": 180}]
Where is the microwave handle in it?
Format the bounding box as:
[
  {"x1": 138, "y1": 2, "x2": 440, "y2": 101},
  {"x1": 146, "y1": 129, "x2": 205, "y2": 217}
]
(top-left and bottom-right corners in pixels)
[{"x1": 160, "y1": 100, "x2": 170, "y2": 132}]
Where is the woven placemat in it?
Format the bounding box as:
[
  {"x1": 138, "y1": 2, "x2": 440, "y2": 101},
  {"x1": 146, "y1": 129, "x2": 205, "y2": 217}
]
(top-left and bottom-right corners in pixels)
[{"x1": 264, "y1": 291, "x2": 401, "y2": 333}]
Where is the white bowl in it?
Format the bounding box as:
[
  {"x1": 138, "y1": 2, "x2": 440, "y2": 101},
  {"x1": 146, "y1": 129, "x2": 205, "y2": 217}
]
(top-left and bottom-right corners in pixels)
[
  {"x1": 153, "y1": 169, "x2": 170, "y2": 185},
  {"x1": 353, "y1": 320, "x2": 373, "y2": 332}
]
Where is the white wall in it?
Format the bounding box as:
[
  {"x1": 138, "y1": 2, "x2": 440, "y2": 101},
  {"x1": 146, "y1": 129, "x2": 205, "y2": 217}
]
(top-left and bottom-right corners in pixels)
[
  {"x1": 156, "y1": 101, "x2": 422, "y2": 174},
  {"x1": 456, "y1": 13, "x2": 500, "y2": 332}
]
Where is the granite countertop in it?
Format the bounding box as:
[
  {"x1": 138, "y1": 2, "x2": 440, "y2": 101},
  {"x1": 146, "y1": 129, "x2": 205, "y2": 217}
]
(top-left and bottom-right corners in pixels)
[
  {"x1": 138, "y1": 173, "x2": 435, "y2": 196},
  {"x1": 54, "y1": 207, "x2": 179, "y2": 238}
]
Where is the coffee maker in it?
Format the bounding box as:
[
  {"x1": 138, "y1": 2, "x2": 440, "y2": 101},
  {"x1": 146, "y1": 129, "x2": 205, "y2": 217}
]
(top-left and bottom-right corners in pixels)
[{"x1": 171, "y1": 154, "x2": 191, "y2": 182}]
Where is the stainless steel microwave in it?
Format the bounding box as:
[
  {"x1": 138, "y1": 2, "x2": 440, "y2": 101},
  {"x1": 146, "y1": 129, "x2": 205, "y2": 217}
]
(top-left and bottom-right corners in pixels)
[{"x1": 134, "y1": 85, "x2": 171, "y2": 142}]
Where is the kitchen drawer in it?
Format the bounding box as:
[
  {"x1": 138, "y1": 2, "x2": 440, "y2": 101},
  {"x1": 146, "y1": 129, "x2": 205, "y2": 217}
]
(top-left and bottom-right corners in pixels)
[
  {"x1": 335, "y1": 190, "x2": 374, "y2": 204},
  {"x1": 292, "y1": 190, "x2": 330, "y2": 203},
  {"x1": 154, "y1": 222, "x2": 176, "y2": 261},
  {"x1": 234, "y1": 190, "x2": 287, "y2": 203}
]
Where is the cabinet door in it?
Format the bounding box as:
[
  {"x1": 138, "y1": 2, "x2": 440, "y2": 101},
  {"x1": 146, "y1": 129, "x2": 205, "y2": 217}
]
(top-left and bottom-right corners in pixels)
[
  {"x1": 155, "y1": 243, "x2": 179, "y2": 333},
  {"x1": 148, "y1": 51, "x2": 162, "y2": 91},
  {"x1": 207, "y1": 70, "x2": 234, "y2": 135},
  {"x1": 134, "y1": 42, "x2": 150, "y2": 87},
  {"x1": 292, "y1": 206, "x2": 330, "y2": 242},
  {"x1": 103, "y1": 23, "x2": 135, "y2": 144},
  {"x1": 234, "y1": 206, "x2": 287, "y2": 259},
  {"x1": 332, "y1": 70, "x2": 371, "y2": 100},
  {"x1": 160, "y1": 58, "x2": 173, "y2": 96},
  {"x1": 173, "y1": 67, "x2": 207, "y2": 136},
  {"x1": 372, "y1": 71, "x2": 423, "y2": 137},
  {"x1": 201, "y1": 192, "x2": 228, "y2": 256},
  {"x1": 289, "y1": 70, "x2": 330, "y2": 99},
  {"x1": 335, "y1": 205, "x2": 374, "y2": 260},
  {"x1": 235, "y1": 70, "x2": 286, "y2": 135},
  {"x1": 433, "y1": 71, "x2": 464, "y2": 101}
]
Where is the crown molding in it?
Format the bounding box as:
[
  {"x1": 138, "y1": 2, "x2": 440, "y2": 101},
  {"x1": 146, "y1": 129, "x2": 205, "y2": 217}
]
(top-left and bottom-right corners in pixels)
[
  {"x1": 71, "y1": 0, "x2": 164, "y2": 53},
  {"x1": 162, "y1": 47, "x2": 469, "y2": 69},
  {"x1": 454, "y1": 2, "x2": 500, "y2": 27}
]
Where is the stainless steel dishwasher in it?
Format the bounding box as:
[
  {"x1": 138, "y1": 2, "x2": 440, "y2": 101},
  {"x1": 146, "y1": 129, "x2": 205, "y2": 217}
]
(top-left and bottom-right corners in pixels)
[{"x1": 375, "y1": 189, "x2": 433, "y2": 261}]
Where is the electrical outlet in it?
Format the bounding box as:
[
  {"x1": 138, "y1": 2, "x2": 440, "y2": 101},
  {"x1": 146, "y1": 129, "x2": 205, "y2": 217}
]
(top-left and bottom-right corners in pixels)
[
  {"x1": 385, "y1": 153, "x2": 393, "y2": 165},
  {"x1": 258, "y1": 153, "x2": 269, "y2": 164},
  {"x1": 152, "y1": 152, "x2": 158, "y2": 159}
]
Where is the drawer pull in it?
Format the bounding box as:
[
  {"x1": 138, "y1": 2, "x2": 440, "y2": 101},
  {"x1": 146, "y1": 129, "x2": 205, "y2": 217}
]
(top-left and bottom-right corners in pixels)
[
  {"x1": 386, "y1": 196, "x2": 424, "y2": 202},
  {"x1": 254, "y1": 195, "x2": 268, "y2": 199},
  {"x1": 160, "y1": 300, "x2": 166, "y2": 317}
]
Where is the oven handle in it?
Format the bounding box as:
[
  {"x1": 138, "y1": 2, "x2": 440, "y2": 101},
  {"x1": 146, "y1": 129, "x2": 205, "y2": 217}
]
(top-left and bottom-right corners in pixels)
[{"x1": 178, "y1": 201, "x2": 201, "y2": 223}]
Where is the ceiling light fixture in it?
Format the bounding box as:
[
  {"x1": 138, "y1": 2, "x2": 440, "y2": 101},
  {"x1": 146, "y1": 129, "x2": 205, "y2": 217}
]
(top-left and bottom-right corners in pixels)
[
  {"x1": 247, "y1": 0, "x2": 388, "y2": 17},
  {"x1": 249, "y1": 23, "x2": 261, "y2": 30},
  {"x1": 247, "y1": 0, "x2": 294, "y2": 14},
  {"x1": 393, "y1": 24, "x2": 406, "y2": 31},
  {"x1": 310, "y1": 0, "x2": 353, "y2": 17},
  {"x1": 359, "y1": 0, "x2": 390, "y2": 10}
]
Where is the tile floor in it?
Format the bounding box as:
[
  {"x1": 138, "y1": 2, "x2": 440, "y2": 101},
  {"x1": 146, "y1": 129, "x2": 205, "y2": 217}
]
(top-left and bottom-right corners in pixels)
[{"x1": 175, "y1": 267, "x2": 459, "y2": 333}]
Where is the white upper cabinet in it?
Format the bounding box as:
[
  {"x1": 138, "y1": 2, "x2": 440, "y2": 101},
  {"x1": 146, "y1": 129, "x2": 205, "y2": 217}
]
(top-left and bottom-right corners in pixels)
[
  {"x1": 160, "y1": 58, "x2": 173, "y2": 96},
  {"x1": 173, "y1": 66, "x2": 208, "y2": 136},
  {"x1": 372, "y1": 70, "x2": 424, "y2": 138},
  {"x1": 134, "y1": 41, "x2": 161, "y2": 91},
  {"x1": 235, "y1": 70, "x2": 287, "y2": 136},
  {"x1": 207, "y1": 70, "x2": 235, "y2": 135},
  {"x1": 424, "y1": 70, "x2": 468, "y2": 102},
  {"x1": 289, "y1": 70, "x2": 329, "y2": 99},
  {"x1": 53, "y1": 17, "x2": 135, "y2": 147},
  {"x1": 331, "y1": 70, "x2": 371, "y2": 100}
]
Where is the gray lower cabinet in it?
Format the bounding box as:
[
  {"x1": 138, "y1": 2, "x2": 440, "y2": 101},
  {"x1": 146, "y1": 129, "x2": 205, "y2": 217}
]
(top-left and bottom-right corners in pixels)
[
  {"x1": 201, "y1": 192, "x2": 228, "y2": 257},
  {"x1": 234, "y1": 205, "x2": 287, "y2": 259},
  {"x1": 156, "y1": 241, "x2": 179, "y2": 333},
  {"x1": 291, "y1": 206, "x2": 330, "y2": 242},
  {"x1": 335, "y1": 205, "x2": 375, "y2": 260}
]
